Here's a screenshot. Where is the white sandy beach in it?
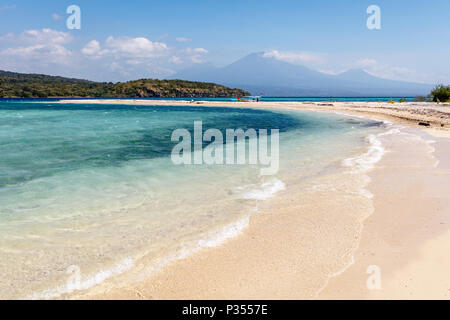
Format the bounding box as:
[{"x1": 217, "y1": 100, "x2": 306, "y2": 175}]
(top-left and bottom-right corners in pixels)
[{"x1": 56, "y1": 99, "x2": 450, "y2": 300}]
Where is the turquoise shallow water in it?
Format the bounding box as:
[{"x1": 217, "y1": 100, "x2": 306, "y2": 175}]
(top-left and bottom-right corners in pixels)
[
  {"x1": 0, "y1": 96, "x2": 415, "y2": 103},
  {"x1": 0, "y1": 102, "x2": 386, "y2": 299},
  {"x1": 0, "y1": 103, "x2": 301, "y2": 188}
]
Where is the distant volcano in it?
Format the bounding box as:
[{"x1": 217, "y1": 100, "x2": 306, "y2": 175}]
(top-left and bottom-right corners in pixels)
[{"x1": 171, "y1": 52, "x2": 432, "y2": 97}]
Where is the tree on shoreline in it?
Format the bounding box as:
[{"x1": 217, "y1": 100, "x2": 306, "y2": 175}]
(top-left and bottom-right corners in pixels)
[{"x1": 430, "y1": 85, "x2": 450, "y2": 103}]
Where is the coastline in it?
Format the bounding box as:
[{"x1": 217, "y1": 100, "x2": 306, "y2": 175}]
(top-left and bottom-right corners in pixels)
[
  {"x1": 3, "y1": 0, "x2": 450, "y2": 304},
  {"x1": 55, "y1": 99, "x2": 450, "y2": 300}
]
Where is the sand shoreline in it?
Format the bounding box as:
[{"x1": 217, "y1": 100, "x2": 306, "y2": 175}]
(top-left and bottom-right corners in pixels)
[
  {"x1": 319, "y1": 130, "x2": 450, "y2": 299},
  {"x1": 57, "y1": 99, "x2": 450, "y2": 300}
]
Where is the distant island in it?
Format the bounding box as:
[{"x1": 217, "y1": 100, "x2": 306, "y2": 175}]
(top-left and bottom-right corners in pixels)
[{"x1": 0, "y1": 70, "x2": 250, "y2": 98}]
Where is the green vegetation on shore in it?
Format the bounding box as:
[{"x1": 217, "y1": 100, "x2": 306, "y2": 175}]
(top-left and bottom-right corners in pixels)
[
  {"x1": 430, "y1": 85, "x2": 450, "y2": 103},
  {"x1": 415, "y1": 85, "x2": 450, "y2": 103},
  {"x1": 0, "y1": 70, "x2": 250, "y2": 98}
]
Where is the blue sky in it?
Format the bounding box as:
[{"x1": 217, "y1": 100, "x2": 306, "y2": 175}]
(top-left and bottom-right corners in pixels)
[{"x1": 0, "y1": 0, "x2": 449, "y2": 83}]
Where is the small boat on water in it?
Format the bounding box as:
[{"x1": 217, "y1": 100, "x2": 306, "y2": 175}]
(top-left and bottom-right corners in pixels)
[{"x1": 237, "y1": 96, "x2": 261, "y2": 102}]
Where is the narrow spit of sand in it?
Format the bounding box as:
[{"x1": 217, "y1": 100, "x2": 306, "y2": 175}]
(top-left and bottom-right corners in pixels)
[{"x1": 60, "y1": 99, "x2": 450, "y2": 299}]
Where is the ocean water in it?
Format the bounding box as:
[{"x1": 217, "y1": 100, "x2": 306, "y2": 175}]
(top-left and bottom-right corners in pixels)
[
  {"x1": 0, "y1": 96, "x2": 414, "y2": 103},
  {"x1": 0, "y1": 101, "x2": 389, "y2": 299}
]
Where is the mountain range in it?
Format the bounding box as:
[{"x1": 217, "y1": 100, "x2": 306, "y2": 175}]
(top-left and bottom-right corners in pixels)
[{"x1": 171, "y1": 52, "x2": 433, "y2": 97}]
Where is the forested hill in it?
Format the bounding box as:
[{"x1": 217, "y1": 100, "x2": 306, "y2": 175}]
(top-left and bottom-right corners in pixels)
[{"x1": 0, "y1": 70, "x2": 250, "y2": 98}]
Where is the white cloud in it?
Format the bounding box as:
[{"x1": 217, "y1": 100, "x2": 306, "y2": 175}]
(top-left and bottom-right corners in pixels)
[
  {"x1": 81, "y1": 37, "x2": 210, "y2": 67},
  {"x1": 104, "y1": 36, "x2": 169, "y2": 59},
  {"x1": 184, "y1": 47, "x2": 209, "y2": 64},
  {"x1": 353, "y1": 58, "x2": 420, "y2": 81},
  {"x1": 317, "y1": 69, "x2": 342, "y2": 75},
  {"x1": 80, "y1": 36, "x2": 179, "y2": 80},
  {"x1": 0, "y1": 29, "x2": 73, "y2": 68},
  {"x1": 176, "y1": 37, "x2": 192, "y2": 43},
  {"x1": 2, "y1": 44, "x2": 71, "y2": 60},
  {"x1": 0, "y1": 33, "x2": 13, "y2": 41},
  {"x1": 263, "y1": 50, "x2": 324, "y2": 65},
  {"x1": 189, "y1": 56, "x2": 203, "y2": 64},
  {"x1": 81, "y1": 36, "x2": 170, "y2": 68},
  {"x1": 81, "y1": 40, "x2": 110, "y2": 59},
  {"x1": 185, "y1": 47, "x2": 208, "y2": 54},
  {"x1": 81, "y1": 40, "x2": 101, "y2": 56},
  {"x1": 169, "y1": 56, "x2": 183, "y2": 64},
  {"x1": 355, "y1": 58, "x2": 378, "y2": 68},
  {"x1": 261, "y1": 51, "x2": 441, "y2": 83},
  {"x1": 20, "y1": 28, "x2": 73, "y2": 45}
]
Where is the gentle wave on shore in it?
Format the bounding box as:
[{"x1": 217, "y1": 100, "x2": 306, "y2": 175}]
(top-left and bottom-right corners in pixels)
[{"x1": 0, "y1": 102, "x2": 390, "y2": 299}]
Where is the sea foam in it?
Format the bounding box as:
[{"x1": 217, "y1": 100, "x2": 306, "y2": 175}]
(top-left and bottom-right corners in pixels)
[
  {"x1": 139, "y1": 215, "x2": 251, "y2": 280},
  {"x1": 342, "y1": 134, "x2": 386, "y2": 173},
  {"x1": 241, "y1": 178, "x2": 286, "y2": 200},
  {"x1": 25, "y1": 257, "x2": 135, "y2": 300}
]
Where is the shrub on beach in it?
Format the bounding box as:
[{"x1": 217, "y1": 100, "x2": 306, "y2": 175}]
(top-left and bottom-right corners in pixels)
[
  {"x1": 414, "y1": 96, "x2": 426, "y2": 102},
  {"x1": 413, "y1": 95, "x2": 434, "y2": 102},
  {"x1": 430, "y1": 85, "x2": 450, "y2": 103}
]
